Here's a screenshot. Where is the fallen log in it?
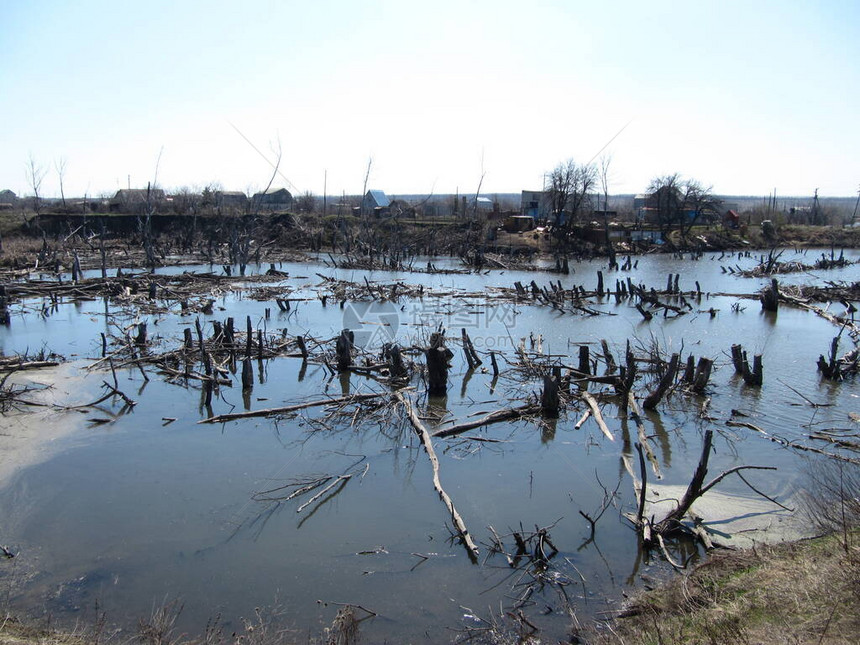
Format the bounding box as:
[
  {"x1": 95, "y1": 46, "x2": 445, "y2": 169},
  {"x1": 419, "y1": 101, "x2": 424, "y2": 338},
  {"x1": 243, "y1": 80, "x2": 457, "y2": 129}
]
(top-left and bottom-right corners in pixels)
[
  {"x1": 433, "y1": 404, "x2": 539, "y2": 438},
  {"x1": 629, "y1": 391, "x2": 660, "y2": 477},
  {"x1": 726, "y1": 419, "x2": 860, "y2": 465},
  {"x1": 581, "y1": 391, "x2": 615, "y2": 441},
  {"x1": 396, "y1": 391, "x2": 480, "y2": 561},
  {"x1": 0, "y1": 360, "x2": 60, "y2": 372},
  {"x1": 198, "y1": 392, "x2": 386, "y2": 424}
]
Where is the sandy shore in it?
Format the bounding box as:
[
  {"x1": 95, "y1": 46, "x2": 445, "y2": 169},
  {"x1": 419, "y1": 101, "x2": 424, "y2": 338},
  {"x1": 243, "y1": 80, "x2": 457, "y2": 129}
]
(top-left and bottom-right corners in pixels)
[{"x1": 0, "y1": 362, "x2": 94, "y2": 490}]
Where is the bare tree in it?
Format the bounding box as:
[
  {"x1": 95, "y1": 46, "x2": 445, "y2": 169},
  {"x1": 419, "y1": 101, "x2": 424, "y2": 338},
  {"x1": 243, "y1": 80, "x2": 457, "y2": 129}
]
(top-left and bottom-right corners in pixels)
[
  {"x1": 54, "y1": 156, "x2": 68, "y2": 209},
  {"x1": 598, "y1": 154, "x2": 613, "y2": 253},
  {"x1": 360, "y1": 156, "x2": 373, "y2": 219},
  {"x1": 250, "y1": 138, "x2": 283, "y2": 214},
  {"x1": 546, "y1": 159, "x2": 596, "y2": 235},
  {"x1": 648, "y1": 173, "x2": 720, "y2": 237},
  {"x1": 25, "y1": 154, "x2": 47, "y2": 216},
  {"x1": 680, "y1": 179, "x2": 721, "y2": 234},
  {"x1": 647, "y1": 173, "x2": 683, "y2": 238},
  {"x1": 296, "y1": 191, "x2": 316, "y2": 213},
  {"x1": 598, "y1": 154, "x2": 612, "y2": 213},
  {"x1": 473, "y1": 149, "x2": 486, "y2": 219}
]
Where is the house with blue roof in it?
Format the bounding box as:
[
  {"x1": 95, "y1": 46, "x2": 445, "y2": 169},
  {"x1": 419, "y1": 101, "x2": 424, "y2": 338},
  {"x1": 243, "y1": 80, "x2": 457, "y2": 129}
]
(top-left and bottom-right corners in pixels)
[{"x1": 362, "y1": 190, "x2": 391, "y2": 215}]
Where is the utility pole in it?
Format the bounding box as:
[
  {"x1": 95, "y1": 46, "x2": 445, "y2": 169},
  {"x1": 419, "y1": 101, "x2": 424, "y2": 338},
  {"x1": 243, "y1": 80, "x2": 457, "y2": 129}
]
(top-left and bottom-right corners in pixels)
[
  {"x1": 812, "y1": 188, "x2": 821, "y2": 225},
  {"x1": 852, "y1": 184, "x2": 860, "y2": 225}
]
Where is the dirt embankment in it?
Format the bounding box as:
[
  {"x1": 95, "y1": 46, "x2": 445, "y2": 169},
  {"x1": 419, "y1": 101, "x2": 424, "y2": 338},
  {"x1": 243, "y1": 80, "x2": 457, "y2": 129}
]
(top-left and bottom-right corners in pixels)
[
  {"x1": 4, "y1": 208, "x2": 860, "y2": 273},
  {"x1": 588, "y1": 531, "x2": 860, "y2": 644}
]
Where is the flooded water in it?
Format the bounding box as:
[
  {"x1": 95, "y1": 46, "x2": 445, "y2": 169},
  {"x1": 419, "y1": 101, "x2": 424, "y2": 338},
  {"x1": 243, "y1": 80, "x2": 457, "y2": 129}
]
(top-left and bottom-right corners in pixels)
[{"x1": 1, "y1": 248, "x2": 859, "y2": 642}]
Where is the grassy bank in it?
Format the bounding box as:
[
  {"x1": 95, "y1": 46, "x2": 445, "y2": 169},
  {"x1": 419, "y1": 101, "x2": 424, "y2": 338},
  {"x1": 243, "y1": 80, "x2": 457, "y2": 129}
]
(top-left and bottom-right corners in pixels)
[
  {"x1": 0, "y1": 616, "x2": 87, "y2": 645},
  {"x1": 590, "y1": 531, "x2": 860, "y2": 644},
  {"x1": 5, "y1": 531, "x2": 857, "y2": 643}
]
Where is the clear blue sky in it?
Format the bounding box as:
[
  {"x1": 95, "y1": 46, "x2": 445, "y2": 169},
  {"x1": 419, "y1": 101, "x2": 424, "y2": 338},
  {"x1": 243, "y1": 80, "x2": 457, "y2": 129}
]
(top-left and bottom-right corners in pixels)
[{"x1": 2, "y1": 0, "x2": 858, "y2": 199}]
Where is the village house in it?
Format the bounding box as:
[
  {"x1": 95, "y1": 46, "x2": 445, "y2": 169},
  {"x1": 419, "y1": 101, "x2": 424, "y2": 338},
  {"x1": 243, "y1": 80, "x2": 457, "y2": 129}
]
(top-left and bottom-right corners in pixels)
[
  {"x1": 0, "y1": 189, "x2": 17, "y2": 211},
  {"x1": 109, "y1": 188, "x2": 166, "y2": 213},
  {"x1": 520, "y1": 190, "x2": 551, "y2": 221},
  {"x1": 362, "y1": 189, "x2": 391, "y2": 216},
  {"x1": 215, "y1": 191, "x2": 249, "y2": 213},
  {"x1": 252, "y1": 187, "x2": 292, "y2": 212}
]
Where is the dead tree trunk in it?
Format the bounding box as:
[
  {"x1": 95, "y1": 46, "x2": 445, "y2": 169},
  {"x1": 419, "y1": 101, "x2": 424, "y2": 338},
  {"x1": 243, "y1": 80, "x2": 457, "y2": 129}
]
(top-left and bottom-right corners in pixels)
[
  {"x1": 0, "y1": 286, "x2": 8, "y2": 326},
  {"x1": 541, "y1": 374, "x2": 559, "y2": 418},
  {"x1": 426, "y1": 332, "x2": 453, "y2": 396},
  {"x1": 336, "y1": 329, "x2": 354, "y2": 372},
  {"x1": 134, "y1": 322, "x2": 147, "y2": 346},
  {"x1": 635, "y1": 303, "x2": 653, "y2": 321},
  {"x1": 692, "y1": 357, "x2": 713, "y2": 393},
  {"x1": 658, "y1": 428, "x2": 713, "y2": 528},
  {"x1": 731, "y1": 343, "x2": 745, "y2": 374},
  {"x1": 461, "y1": 328, "x2": 482, "y2": 369},
  {"x1": 732, "y1": 344, "x2": 763, "y2": 386},
  {"x1": 760, "y1": 278, "x2": 780, "y2": 312},
  {"x1": 683, "y1": 354, "x2": 696, "y2": 383},
  {"x1": 296, "y1": 335, "x2": 308, "y2": 359},
  {"x1": 643, "y1": 353, "x2": 680, "y2": 410},
  {"x1": 241, "y1": 358, "x2": 253, "y2": 391},
  {"x1": 385, "y1": 343, "x2": 407, "y2": 378},
  {"x1": 578, "y1": 345, "x2": 590, "y2": 376}
]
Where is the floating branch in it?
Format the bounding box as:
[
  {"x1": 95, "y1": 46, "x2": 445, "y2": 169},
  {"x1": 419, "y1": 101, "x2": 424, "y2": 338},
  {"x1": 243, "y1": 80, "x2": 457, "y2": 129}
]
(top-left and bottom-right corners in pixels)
[
  {"x1": 432, "y1": 404, "x2": 539, "y2": 439},
  {"x1": 580, "y1": 391, "x2": 614, "y2": 441},
  {"x1": 397, "y1": 391, "x2": 480, "y2": 561},
  {"x1": 198, "y1": 392, "x2": 387, "y2": 424}
]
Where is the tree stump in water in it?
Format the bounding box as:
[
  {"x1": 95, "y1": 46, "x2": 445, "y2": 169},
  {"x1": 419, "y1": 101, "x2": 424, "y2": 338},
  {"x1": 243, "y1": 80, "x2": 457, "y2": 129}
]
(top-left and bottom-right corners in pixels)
[
  {"x1": 134, "y1": 322, "x2": 147, "y2": 346},
  {"x1": 296, "y1": 335, "x2": 308, "y2": 359},
  {"x1": 731, "y1": 343, "x2": 745, "y2": 374},
  {"x1": 241, "y1": 359, "x2": 253, "y2": 391},
  {"x1": 336, "y1": 329, "x2": 354, "y2": 372},
  {"x1": 0, "y1": 286, "x2": 8, "y2": 326},
  {"x1": 385, "y1": 343, "x2": 407, "y2": 378},
  {"x1": 578, "y1": 345, "x2": 590, "y2": 376},
  {"x1": 760, "y1": 278, "x2": 780, "y2": 312},
  {"x1": 733, "y1": 344, "x2": 763, "y2": 386},
  {"x1": 541, "y1": 374, "x2": 559, "y2": 418},
  {"x1": 746, "y1": 354, "x2": 763, "y2": 386},
  {"x1": 683, "y1": 354, "x2": 696, "y2": 382},
  {"x1": 426, "y1": 332, "x2": 453, "y2": 396},
  {"x1": 692, "y1": 357, "x2": 713, "y2": 393}
]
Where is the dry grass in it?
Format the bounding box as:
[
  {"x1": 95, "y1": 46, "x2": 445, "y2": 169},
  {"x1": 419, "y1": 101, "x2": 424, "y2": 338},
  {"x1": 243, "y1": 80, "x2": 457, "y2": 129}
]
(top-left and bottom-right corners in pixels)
[
  {"x1": 591, "y1": 531, "x2": 860, "y2": 644},
  {"x1": 0, "y1": 614, "x2": 88, "y2": 644},
  {"x1": 0, "y1": 601, "x2": 359, "y2": 645}
]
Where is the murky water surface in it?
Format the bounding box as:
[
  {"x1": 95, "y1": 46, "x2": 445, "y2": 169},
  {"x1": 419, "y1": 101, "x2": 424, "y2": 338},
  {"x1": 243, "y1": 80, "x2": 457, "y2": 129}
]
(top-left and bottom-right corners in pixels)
[{"x1": 1, "y1": 249, "x2": 859, "y2": 642}]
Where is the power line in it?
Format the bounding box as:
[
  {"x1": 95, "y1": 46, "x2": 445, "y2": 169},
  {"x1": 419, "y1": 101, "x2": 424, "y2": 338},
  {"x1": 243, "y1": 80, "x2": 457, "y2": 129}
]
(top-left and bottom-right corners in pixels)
[
  {"x1": 588, "y1": 119, "x2": 634, "y2": 166},
  {"x1": 227, "y1": 121, "x2": 298, "y2": 192}
]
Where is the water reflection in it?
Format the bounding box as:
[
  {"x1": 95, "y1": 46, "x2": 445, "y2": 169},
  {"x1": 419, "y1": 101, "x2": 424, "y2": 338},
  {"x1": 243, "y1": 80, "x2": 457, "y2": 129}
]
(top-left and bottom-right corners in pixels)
[{"x1": 2, "y1": 250, "x2": 860, "y2": 642}]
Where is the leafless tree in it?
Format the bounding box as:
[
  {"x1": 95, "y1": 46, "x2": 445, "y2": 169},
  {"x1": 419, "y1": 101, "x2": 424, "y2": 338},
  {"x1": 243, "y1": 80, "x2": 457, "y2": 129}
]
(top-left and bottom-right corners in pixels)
[
  {"x1": 473, "y1": 149, "x2": 486, "y2": 219},
  {"x1": 360, "y1": 156, "x2": 373, "y2": 219},
  {"x1": 598, "y1": 154, "x2": 612, "y2": 213},
  {"x1": 25, "y1": 153, "x2": 47, "y2": 216},
  {"x1": 648, "y1": 173, "x2": 720, "y2": 237},
  {"x1": 647, "y1": 173, "x2": 683, "y2": 238},
  {"x1": 546, "y1": 159, "x2": 596, "y2": 235},
  {"x1": 296, "y1": 191, "x2": 316, "y2": 213},
  {"x1": 680, "y1": 179, "x2": 721, "y2": 233},
  {"x1": 250, "y1": 138, "x2": 283, "y2": 214},
  {"x1": 54, "y1": 156, "x2": 68, "y2": 209}
]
